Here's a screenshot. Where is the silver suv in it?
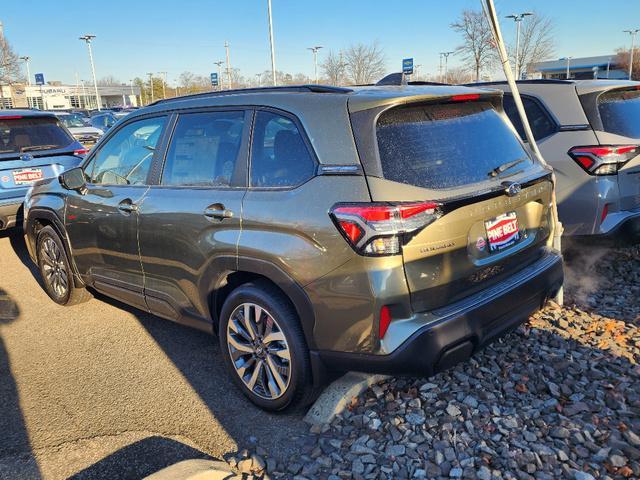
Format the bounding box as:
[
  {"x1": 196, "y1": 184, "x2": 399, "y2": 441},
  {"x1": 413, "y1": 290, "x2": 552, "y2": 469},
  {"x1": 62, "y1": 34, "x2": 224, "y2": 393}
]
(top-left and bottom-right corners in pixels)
[{"x1": 477, "y1": 80, "x2": 640, "y2": 242}]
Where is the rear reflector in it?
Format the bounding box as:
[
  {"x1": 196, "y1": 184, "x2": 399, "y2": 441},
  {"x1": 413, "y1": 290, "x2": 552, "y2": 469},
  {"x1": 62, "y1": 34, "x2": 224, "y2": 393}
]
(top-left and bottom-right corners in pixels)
[
  {"x1": 379, "y1": 306, "x2": 392, "y2": 339},
  {"x1": 451, "y1": 93, "x2": 480, "y2": 102},
  {"x1": 330, "y1": 201, "x2": 442, "y2": 256},
  {"x1": 568, "y1": 145, "x2": 639, "y2": 175},
  {"x1": 601, "y1": 203, "x2": 610, "y2": 224},
  {"x1": 74, "y1": 148, "x2": 89, "y2": 155}
]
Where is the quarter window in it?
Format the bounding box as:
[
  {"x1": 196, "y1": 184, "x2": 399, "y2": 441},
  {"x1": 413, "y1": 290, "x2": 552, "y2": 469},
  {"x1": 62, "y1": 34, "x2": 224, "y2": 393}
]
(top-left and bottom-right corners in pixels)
[
  {"x1": 250, "y1": 111, "x2": 315, "y2": 188},
  {"x1": 85, "y1": 116, "x2": 166, "y2": 185},
  {"x1": 502, "y1": 95, "x2": 556, "y2": 141},
  {"x1": 161, "y1": 111, "x2": 244, "y2": 187}
]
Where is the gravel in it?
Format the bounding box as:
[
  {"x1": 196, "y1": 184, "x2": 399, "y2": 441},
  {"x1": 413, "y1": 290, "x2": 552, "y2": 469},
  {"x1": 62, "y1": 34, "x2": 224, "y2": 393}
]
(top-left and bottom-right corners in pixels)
[{"x1": 224, "y1": 246, "x2": 640, "y2": 479}]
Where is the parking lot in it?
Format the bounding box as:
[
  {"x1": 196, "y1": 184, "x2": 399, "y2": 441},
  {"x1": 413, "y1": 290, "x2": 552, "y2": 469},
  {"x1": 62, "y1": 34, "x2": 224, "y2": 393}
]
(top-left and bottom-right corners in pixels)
[{"x1": 0, "y1": 229, "x2": 308, "y2": 479}]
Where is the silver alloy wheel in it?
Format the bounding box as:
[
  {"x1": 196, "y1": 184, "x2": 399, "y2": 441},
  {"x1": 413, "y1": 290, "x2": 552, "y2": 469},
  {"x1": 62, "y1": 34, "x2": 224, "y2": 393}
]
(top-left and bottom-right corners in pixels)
[
  {"x1": 40, "y1": 237, "x2": 69, "y2": 299},
  {"x1": 226, "y1": 302, "x2": 291, "y2": 400}
]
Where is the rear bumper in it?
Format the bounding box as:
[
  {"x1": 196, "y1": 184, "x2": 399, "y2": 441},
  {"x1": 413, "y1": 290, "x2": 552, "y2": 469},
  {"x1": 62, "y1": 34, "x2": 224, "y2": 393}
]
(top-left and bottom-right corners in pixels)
[
  {"x1": 311, "y1": 250, "x2": 563, "y2": 377},
  {"x1": 566, "y1": 209, "x2": 640, "y2": 246},
  {"x1": 0, "y1": 198, "x2": 23, "y2": 230}
]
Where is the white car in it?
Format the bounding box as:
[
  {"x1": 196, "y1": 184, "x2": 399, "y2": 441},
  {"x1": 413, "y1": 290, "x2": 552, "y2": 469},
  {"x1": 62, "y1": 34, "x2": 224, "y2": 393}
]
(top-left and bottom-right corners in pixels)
[{"x1": 53, "y1": 111, "x2": 104, "y2": 146}]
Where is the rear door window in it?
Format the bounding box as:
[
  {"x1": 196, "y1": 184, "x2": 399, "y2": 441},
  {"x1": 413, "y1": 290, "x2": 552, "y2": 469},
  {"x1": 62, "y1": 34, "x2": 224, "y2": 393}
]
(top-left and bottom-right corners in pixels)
[
  {"x1": 598, "y1": 89, "x2": 640, "y2": 138},
  {"x1": 502, "y1": 95, "x2": 557, "y2": 141},
  {"x1": 376, "y1": 102, "x2": 532, "y2": 190},
  {"x1": 0, "y1": 116, "x2": 74, "y2": 155},
  {"x1": 250, "y1": 111, "x2": 316, "y2": 188}
]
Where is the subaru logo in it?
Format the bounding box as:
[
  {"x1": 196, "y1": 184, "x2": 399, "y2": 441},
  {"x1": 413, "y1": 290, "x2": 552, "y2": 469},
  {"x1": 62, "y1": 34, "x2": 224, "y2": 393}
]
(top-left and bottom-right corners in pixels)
[
  {"x1": 20, "y1": 153, "x2": 33, "y2": 162},
  {"x1": 503, "y1": 181, "x2": 522, "y2": 197}
]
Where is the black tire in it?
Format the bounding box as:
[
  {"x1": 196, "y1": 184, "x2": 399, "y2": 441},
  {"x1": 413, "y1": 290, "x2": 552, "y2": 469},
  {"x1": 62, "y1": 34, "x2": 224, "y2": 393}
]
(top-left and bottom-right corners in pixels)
[
  {"x1": 219, "y1": 280, "x2": 314, "y2": 411},
  {"x1": 37, "y1": 226, "x2": 92, "y2": 306}
]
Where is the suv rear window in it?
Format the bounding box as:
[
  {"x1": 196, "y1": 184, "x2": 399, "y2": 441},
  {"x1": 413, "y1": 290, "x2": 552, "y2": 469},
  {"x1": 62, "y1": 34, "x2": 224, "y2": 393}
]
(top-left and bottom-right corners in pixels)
[
  {"x1": 376, "y1": 102, "x2": 532, "y2": 189},
  {"x1": 598, "y1": 89, "x2": 640, "y2": 138},
  {"x1": 0, "y1": 116, "x2": 74, "y2": 156}
]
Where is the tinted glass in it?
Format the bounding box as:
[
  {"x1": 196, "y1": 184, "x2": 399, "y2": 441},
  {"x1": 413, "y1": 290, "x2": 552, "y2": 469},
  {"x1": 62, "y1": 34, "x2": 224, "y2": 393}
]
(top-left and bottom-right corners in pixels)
[
  {"x1": 0, "y1": 116, "x2": 74, "y2": 155},
  {"x1": 502, "y1": 95, "x2": 556, "y2": 141},
  {"x1": 598, "y1": 89, "x2": 640, "y2": 138},
  {"x1": 377, "y1": 102, "x2": 532, "y2": 189},
  {"x1": 162, "y1": 111, "x2": 244, "y2": 187},
  {"x1": 58, "y1": 113, "x2": 87, "y2": 129},
  {"x1": 250, "y1": 111, "x2": 315, "y2": 188},
  {"x1": 86, "y1": 116, "x2": 166, "y2": 185},
  {"x1": 91, "y1": 114, "x2": 116, "y2": 130}
]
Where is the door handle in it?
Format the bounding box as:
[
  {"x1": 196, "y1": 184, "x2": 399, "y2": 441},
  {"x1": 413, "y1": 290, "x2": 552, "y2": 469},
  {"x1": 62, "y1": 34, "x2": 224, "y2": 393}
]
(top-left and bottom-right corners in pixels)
[
  {"x1": 118, "y1": 200, "x2": 138, "y2": 213},
  {"x1": 204, "y1": 205, "x2": 233, "y2": 219}
]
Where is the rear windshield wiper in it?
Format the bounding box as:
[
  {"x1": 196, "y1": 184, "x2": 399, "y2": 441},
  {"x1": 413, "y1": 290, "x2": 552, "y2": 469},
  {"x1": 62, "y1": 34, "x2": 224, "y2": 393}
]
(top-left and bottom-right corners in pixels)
[
  {"x1": 20, "y1": 144, "x2": 61, "y2": 153},
  {"x1": 488, "y1": 158, "x2": 526, "y2": 178}
]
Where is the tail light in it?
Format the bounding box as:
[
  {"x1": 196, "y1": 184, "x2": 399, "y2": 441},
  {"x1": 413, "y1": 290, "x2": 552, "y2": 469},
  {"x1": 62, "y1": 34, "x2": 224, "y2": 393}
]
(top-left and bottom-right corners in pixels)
[
  {"x1": 568, "y1": 145, "x2": 639, "y2": 175},
  {"x1": 330, "y1": 201, "x2": 442, "y2": 256},
  {"x1": 74, "y1": 148, "x2": 89, "y2": 156}
]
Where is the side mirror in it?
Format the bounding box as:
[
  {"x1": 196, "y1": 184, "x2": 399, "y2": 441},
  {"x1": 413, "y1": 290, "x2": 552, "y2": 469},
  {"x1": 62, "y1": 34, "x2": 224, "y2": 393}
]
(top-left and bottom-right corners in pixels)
[{"x1": 59, "y1": 167, "x2": 87, "y2": 194}]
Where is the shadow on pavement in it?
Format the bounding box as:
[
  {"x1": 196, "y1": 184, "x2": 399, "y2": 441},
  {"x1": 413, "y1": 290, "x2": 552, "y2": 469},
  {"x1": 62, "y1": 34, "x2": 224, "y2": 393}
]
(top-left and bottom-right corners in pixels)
[
  {"x1": 68, "y1": 436, "x2": 212, "y2": 480},
  {"x1": 0, "y1": 289, "x2": 41, "y2": 479}
]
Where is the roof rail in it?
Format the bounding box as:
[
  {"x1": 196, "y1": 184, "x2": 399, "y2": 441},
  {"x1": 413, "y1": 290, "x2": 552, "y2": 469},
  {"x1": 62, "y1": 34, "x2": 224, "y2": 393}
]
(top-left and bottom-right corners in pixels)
[
  {"x1": 466, "y1": 79, "x2": 574, "y2": 86},
  {"x1": 149, "y1": 84, "x2": 353, "y2": 106}
]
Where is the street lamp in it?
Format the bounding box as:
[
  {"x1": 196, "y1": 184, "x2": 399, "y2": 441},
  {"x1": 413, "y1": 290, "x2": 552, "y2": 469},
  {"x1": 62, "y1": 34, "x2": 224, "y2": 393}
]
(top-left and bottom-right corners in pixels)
[
  {"x1": 147, "y1": 73, "x2": 154, "y2": 103},
  {"x1": 159, "y1": 71, "x2": 167, "y2": 99},
  {"x1": 19, "y1": 56, "x2": 31, "y2": 85},
  {"x1": 266, "y1": 0, "x2": 277, "y2": 86},
  {"x1": 505, "y1": 12, "x2": 533, "y2": 80},
  {"x1": 440, "y1": 51, "x2": 454, "y2": 83},
  {"x1": 624, "y1": 29, "x2": 640, "y2": 80},
  {"x1": 307, "y1": 46, "x2": 323, "y2": 84},
  {"x1": 79, "y1": 34, "x2": 101, "y2": 111},
  {"x1": 560, "y1": 57, "x2": 572, "y2": 79}
]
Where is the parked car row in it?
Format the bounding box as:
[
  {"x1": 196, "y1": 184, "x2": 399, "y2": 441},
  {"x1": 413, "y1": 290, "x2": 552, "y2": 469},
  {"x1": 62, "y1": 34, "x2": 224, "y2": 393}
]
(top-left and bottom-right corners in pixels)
[{"x1": 2, "y1": 78, "x2": 638, "y2": 411}]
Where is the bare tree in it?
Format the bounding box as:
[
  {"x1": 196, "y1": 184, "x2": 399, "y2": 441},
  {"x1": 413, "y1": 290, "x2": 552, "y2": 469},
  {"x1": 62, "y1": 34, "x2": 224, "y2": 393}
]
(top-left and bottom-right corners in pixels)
[
  {"x1": 343, "y1": 42, "x2": 386, "y2": 85},
  {"x1": 97, "y1": 75, "x2": 122, "y2": 86},
  {"x1": 0, "y1": 36, "x2": 22, "y2": 84},
  {"x1": 614, "y1": 47, "x2": 640, "y2": 81},
  {"x1": 451, "y1": 9, "x2": 496, "y2": 82},
  {"x1": 445, "y1": 66, "x2": 475, "y2": 85},
  {"x1": 321, "y1": 50, "x2": 348, "y2": 85},
  {"x1": 510, "y1": 13, "x2": 555, "y2": 77}
]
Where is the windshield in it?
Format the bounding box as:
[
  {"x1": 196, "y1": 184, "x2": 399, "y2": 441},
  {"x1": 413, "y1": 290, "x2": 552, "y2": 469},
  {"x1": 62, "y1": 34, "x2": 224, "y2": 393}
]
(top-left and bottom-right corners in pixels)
[
  {"x1": 58, "y1": 113, "x2": 87, "y2": 129},
  {"x1": 376, "y1": 101, "x2": 533, "y2": 189},
  {"x1": 598, "y1": 88, "x2": 640, "y2": 138},
  {"x1": 0, "y1": 116, "x2": 74, "y2": 155}
]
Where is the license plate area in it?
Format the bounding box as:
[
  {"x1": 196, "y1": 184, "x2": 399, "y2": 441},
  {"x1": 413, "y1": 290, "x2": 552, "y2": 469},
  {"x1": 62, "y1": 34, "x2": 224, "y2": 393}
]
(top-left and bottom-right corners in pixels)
[
  {"x1": 12, "y1": 168, "x2": 43, "y2": 185},
  {"x1": 485, "y1": 211, "x2": 520, "y2": 253}
]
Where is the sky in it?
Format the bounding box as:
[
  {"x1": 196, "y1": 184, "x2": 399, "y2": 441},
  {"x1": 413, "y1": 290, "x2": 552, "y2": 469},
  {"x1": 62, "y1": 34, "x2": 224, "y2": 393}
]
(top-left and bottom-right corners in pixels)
[{"x1": 2, "y1": 0, "x2": 639, "y2": 86}]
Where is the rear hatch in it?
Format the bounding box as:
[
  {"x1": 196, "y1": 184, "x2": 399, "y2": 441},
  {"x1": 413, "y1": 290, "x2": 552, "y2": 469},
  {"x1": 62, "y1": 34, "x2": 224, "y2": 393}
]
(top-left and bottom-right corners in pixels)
[
  {"x1": 579, "y1": 85, "x2": 640, "y2": 211},
  {"x1": 0, "y1": 115, "x2": 83, "y2": 198},
  {"x1": 349, "y1": 91, "x2": 554, "y2": 312}
]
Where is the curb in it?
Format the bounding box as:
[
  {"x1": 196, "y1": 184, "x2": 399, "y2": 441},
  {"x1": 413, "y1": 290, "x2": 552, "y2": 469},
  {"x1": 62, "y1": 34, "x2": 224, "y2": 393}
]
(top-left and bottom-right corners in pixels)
[
  {"x1": 143, "y1": 459, "x2": 237, "y2": 480},
  {"x1": 304, "y1": 372, "x2": 390, "y2": 426}
]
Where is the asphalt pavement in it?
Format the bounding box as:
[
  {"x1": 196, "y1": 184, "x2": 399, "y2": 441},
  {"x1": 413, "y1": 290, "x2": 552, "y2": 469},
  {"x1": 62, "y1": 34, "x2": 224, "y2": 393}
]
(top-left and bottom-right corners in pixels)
[{"x1": 0, "y1": 229, "x2": 307, "y2": 479}]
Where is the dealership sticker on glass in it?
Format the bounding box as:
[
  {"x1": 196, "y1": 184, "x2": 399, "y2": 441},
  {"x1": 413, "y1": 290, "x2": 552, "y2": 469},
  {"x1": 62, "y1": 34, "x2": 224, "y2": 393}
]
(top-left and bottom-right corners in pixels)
[
  {"x1": 12, "y1": 168, "x2": 43, "y2": 185},
  {"x1": 485, "y1": 211, "x2": 520, "y2": 253}
]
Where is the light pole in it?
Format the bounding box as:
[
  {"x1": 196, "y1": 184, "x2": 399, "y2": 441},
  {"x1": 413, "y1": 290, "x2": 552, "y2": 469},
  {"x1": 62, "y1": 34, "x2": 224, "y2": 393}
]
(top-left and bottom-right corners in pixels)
[
  {"x1": 255, "y1": 73, "x2": 262, "y2": 87},
  {"x1": 159, "y1": 71, "x2": 167, "y2": 99},
  {"x1": 267, "y1": 0, "x2": 277, "y2": 86},
  {"x1": 79, "y1": 35, "x2": 101, "y2": 111},
  {"x1": 147, "y1": 72, "x2": 154, "y2": 103},
  {"x1": 214, "y1": 61, "x2": 224, "y2": 91},
  {"x1": 440, "y1": 51, "x2": 454, "y2": 83},
  {"x1": 561, "y1": 57, "x2": 572, "y2": 79},
  {"x1": 505, "y1": 12, "x2": 533, "y2": 80},
  {"x1": 413, "y1": 64, "x2": 422, "y2": 81},
  {"x1": 129, "y1": 79, "x2": 135, "y2": 106},
  {"x1": 307, "y1": 46, "x2": 323, "y2": 84},
  {"x1": 624, "y1": 29, "x2": 640, "y2": 80},
  {"x1": 224, "y1": 41, "x2": 232, "y2": 89},
  {"x1": 19, "y1": 56, "x2": 31, "y2": 85}
]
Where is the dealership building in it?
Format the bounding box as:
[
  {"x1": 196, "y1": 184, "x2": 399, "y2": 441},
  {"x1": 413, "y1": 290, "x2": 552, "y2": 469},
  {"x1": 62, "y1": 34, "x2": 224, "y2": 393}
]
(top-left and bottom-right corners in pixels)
[
  {"x1": 531, "y1": 55, "x2": 628, "y2": 80},
  {"x1": 0, "y1": 82, "x2": 141, "y2": 110}
]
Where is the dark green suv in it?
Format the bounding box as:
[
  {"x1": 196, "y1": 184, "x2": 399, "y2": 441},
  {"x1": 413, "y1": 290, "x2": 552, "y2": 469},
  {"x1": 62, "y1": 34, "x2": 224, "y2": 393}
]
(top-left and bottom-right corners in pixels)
[{"x1": 24, "y1": 85, "x2": 563, "y2": 410}]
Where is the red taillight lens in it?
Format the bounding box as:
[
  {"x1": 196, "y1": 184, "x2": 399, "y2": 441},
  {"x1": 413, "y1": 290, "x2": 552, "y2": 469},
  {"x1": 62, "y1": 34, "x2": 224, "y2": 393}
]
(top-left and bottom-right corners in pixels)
[
  {"x1": 568, "y1": 145, "x2": 639, "y2": 175},
  {"x1": 379, "y1": 306, "x2": 392, "y2": 339},
  {"x1": 74, "y1": 148, "x2": 89, "y2": 156},
  {"x1": 451, "y1": 93, "x2": 480, "y2": 102},
  {"x1": 331, "y1": 201, "x2": 442, "y2": 256}
]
